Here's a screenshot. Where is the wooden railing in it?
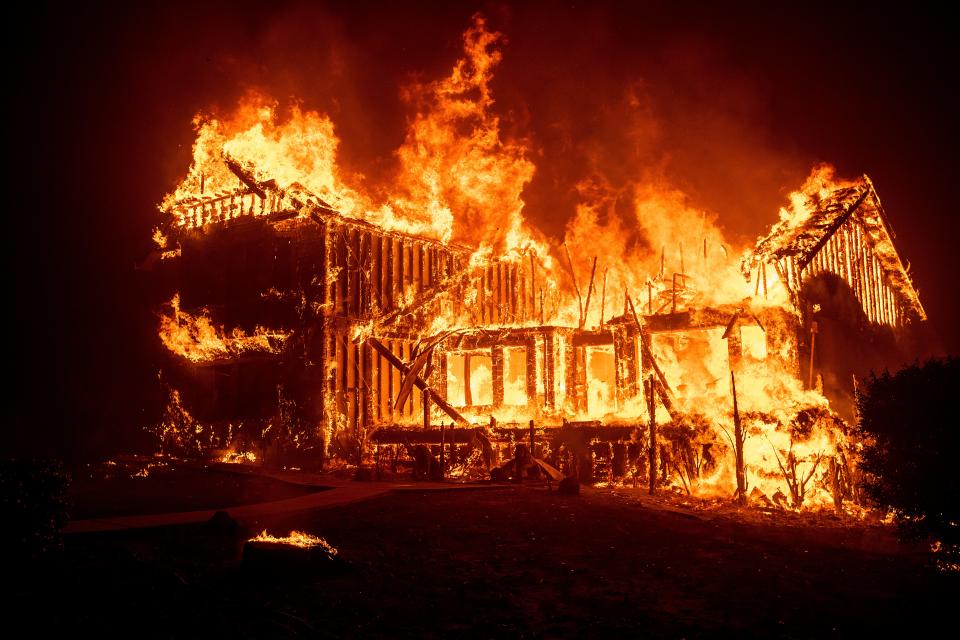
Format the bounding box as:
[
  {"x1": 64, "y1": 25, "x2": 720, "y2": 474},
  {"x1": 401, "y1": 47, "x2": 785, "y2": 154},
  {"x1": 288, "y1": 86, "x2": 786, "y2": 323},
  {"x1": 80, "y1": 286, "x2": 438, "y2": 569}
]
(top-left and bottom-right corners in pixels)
[{"x1": 172, "y1": 189, "x2": 285, "y2": 230}]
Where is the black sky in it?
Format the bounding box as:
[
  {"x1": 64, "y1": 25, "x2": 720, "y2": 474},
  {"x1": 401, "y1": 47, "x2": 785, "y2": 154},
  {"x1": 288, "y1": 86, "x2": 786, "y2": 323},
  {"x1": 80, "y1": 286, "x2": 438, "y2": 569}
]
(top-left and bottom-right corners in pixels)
[{"x1": 9, "y1": 1, "x2": 959, "y2": 459}]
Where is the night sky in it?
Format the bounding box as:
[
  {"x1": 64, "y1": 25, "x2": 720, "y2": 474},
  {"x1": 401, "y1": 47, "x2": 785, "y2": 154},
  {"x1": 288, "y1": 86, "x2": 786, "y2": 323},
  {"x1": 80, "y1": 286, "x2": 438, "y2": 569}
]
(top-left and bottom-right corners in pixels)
[{"x1": 10, "y1": 1, "x2": 959, "y2": 459}]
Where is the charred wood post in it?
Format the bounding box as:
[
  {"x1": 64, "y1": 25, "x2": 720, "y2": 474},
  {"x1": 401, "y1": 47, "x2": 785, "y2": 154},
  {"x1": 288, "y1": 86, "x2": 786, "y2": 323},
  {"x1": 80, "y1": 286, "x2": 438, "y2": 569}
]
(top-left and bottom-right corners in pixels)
[
  {"x1": 807, "y1": 320, "x2": 819, "y2": 390},
  {"x1": 449, "y1": 423, "x2": 456, "y2": 469},
  {"x1": 525, "y1": 339, "x2": 538, "y2": 413},
  {"x1": 671, "y1": 273, "x2": 679, "y2": 314},
  {"x1": 423, "y1": 388, "x2": 431, "y2": 430},
  {"x1": 439, "y1": 416, "x2": 445, "y2": 480},
  {"x1": 599, "y1": 267, "x2": 608, "y2": 327},
  {"x1": 543, "y1": 330, "x2": 556, "y2": 410},
  {"x1": 492, "y1": 347, "x2": 505, "y2": 408},
  {"x1": 646, "y1": 375, "x2": 657, "y2": 496},
  {"x1": 529, "y1": 419, "x2": 536, "y2": 458},
  {"x1": 529, "y1": 250, "x2": 537, "y2": 314},
  {"x1": 731, "y1": 371, "x2": 746, "y2": 506}
]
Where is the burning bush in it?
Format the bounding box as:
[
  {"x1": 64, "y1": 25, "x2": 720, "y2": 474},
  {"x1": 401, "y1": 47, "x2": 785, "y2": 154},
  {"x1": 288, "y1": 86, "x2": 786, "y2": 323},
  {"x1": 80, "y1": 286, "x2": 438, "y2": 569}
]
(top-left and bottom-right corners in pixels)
[{"x1": 659, "y1": 413, "x2": 724, "y2": 495}]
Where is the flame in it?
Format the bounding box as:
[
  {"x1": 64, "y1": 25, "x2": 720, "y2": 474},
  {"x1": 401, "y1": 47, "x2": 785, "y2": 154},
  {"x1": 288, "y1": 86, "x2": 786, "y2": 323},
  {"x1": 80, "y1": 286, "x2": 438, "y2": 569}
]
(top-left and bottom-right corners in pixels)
[
  {"x1": 162, "y1": 14, "x2": 538, "y2": 254},
  {"x1": 155, "y1": 12, "x2": 865, "y2": 511},
  {"x1": 219, "y1": 449, "x2": 257, "y2": 464},
  {"x1": 151, "y1": 227, "x2": 168, "y2": 249},
  {"x1": 152, "y1": 387, "x2": 204, "y2": 458},
  {"x1": 389, "y1": 14, "x2": 538, "y2": 253},
  {"x1": 776, "y1": 163, "x2": 856, "y2": 229},
  {"x1": 561, "y1": 175, "x2": 749, "y2": 326},
  {"x1": 250, "y1": 530, "x2": 338, "y2": 554},
  {"x1": 158, "y1": 294, "x2": 290, "y2": 363}
]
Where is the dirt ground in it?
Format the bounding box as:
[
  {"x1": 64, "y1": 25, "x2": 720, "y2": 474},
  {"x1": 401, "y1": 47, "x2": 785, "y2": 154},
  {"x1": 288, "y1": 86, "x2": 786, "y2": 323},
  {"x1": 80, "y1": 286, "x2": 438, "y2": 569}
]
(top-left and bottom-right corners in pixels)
[
  {"x1": 17, "y1": 484, "x2": 958, "y2": 638},
  {"x1": 67, "y1": 459, "x2": 327, "y2": 519}
]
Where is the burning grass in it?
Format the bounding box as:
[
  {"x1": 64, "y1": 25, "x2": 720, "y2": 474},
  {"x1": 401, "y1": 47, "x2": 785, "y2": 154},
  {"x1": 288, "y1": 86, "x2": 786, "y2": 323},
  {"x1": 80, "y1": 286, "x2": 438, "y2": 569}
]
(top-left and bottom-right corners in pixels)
[{"x1": 249, "y1": 530, "x2": 337, "y2": 553}]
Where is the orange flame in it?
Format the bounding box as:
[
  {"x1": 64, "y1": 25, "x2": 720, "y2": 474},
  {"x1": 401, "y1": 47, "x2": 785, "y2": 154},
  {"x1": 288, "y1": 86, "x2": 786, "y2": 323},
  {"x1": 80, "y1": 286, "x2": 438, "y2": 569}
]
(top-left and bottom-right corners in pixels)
[
  {"x1": 157, "y1": 13, "x2": 861, "y2": 510},
  {"x1": 250, "y1": 530, "x2": 338, "y2": 554},
  {"x1": 158, "y1": 294, "x2": 290, "y2": 363}
]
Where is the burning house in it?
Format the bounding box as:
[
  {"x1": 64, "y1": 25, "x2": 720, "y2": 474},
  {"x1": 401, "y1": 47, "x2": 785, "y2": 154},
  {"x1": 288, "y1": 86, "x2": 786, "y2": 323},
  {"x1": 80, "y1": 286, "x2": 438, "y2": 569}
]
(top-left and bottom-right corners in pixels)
[{"x1": 148, "y1": 18, "x2": 928, "y2": 508}]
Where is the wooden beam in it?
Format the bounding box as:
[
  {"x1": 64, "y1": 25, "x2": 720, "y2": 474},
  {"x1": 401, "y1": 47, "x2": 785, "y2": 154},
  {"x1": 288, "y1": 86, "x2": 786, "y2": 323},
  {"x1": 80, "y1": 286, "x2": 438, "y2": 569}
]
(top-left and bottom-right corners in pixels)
[
  {"x1": 492, "y1": 346, "x2": 505, "y2": 408},
  {"x1": 626, "y1": 294, "x2": 678, "y2": 419},
  {"x1": 525, "y1": 339, "x2": 538, "y2": 410},
  {"x1": 581, "y1": 256, "x2": 598, "y2": 330},
  {"x1": 366, "y1": 337, "x2": 469, "y2": 426},
  {"x1": 646, "y1": 376, "x2": 657, "y2": 496},
  {"x1": 563, "y1": 243, "x2": 584, "y2": 327},
  {"x1": 731, "y1": 371, "x2": 746, "y2": 506}
]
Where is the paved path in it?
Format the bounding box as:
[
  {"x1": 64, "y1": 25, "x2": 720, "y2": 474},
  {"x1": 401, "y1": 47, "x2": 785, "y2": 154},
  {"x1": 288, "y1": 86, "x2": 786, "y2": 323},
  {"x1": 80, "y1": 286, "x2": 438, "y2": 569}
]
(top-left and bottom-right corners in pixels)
[{"x1": 65, "y1": 474, "x2": 496, "y2": 535}]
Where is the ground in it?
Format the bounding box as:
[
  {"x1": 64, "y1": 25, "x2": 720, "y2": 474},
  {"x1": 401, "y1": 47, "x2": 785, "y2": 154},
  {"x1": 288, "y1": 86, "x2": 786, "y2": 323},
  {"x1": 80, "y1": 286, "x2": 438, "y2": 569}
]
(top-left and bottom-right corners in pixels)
[
  {"x1": 12, "y1": 469, "x2": 958, "y2": 638},
  {"x1": 68, "y1": 458, "x2": 327, "y2": 519}
]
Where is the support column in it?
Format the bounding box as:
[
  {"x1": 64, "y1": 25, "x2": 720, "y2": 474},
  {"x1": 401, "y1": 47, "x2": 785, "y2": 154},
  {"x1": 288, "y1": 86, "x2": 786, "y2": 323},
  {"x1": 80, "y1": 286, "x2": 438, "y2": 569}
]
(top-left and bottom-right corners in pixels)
[{"x1": 492, "y1": 346, "x2": 505, "y2": 409}]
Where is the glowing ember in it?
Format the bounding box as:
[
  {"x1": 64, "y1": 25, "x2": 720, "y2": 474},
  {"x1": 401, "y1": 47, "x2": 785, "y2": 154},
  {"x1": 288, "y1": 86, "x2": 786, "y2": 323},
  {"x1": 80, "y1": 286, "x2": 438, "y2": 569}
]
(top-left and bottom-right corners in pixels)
[{"x1": 131, "y1": 461, "x2": 168, "y2": 478}]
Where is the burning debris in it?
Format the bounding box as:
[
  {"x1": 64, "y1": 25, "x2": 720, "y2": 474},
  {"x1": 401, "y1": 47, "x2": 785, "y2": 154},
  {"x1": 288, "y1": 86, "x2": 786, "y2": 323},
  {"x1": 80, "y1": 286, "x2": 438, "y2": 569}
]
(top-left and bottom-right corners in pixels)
[
  {"x1": 250, "y1": 530, "x2": 338, "y2": 554},
  {"x1": 244, "y1": 530, "x2": 341, "y2": 578},
  {"x1": 218, "y1": 450, "x2": 257, "y2": 465},
  {"x1": 146, "y1": 16, "x2": 928, "y2": 512}
]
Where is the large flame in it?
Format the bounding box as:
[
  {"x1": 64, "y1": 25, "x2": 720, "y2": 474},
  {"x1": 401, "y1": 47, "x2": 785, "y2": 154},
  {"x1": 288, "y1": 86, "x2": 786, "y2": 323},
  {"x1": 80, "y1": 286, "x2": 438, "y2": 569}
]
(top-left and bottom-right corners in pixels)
[
  {"x1": 157, "y1": 13, "x2": 861, "y2": 510},
  {"x1": 389, "y1": 14, "x2": 538, "y2": 253},
  {"x1": 776, "y1": 163, "x2": 857, "y2": 230},
  {"x1": 158, "y1": 295, "x2": 290, "y2": 363},
  {"x1": 561, "y1": 175, "x2": 748, "y2": 326},
  {"x1": 162, "y1": 14, "x2": 538, "y2": 253}
]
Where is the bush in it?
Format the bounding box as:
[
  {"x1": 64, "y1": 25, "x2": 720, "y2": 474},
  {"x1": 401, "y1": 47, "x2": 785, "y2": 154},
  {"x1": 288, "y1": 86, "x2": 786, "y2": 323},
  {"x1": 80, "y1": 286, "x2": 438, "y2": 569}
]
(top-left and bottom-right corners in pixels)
[
  {"x1": 854, "y1": 357, "x2": 959, "y2": 558},
  {"x1": 0, "y1": 458, "x2": 69, "y2": 562}
]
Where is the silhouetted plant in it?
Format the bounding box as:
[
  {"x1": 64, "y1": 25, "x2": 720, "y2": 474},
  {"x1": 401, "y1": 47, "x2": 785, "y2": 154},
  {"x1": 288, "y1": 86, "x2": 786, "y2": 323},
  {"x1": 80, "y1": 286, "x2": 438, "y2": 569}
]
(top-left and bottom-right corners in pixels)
[
  {"x1": 0, "y1": 458, "x2": 69, "y2": 564},
  {"x1": 854, "y1": 357, "x2": 959, "y2": 562}
]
